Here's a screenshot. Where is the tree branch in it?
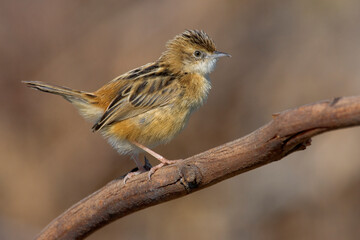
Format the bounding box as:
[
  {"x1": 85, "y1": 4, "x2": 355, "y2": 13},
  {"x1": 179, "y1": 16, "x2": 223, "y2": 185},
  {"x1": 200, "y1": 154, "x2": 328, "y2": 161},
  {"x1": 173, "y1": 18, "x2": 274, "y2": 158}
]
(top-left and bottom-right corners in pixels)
[{"x1": 36, "y1": 96, "x2": 360, "y2": 240}]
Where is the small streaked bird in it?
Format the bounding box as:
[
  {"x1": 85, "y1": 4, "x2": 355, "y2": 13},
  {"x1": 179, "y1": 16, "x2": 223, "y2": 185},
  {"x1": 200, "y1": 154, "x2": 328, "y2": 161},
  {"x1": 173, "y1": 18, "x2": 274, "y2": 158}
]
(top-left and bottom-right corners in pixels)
[{"x1": 23, "y1": 30, "x2": 230, "y2": 182}]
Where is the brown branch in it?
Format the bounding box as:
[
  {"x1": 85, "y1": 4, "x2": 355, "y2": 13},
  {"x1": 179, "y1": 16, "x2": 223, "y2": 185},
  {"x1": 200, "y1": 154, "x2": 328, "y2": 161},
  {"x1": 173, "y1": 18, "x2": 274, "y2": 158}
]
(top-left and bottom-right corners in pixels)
[{"x1": 36, "y1": 96, "x2": 360, "y2": 240}]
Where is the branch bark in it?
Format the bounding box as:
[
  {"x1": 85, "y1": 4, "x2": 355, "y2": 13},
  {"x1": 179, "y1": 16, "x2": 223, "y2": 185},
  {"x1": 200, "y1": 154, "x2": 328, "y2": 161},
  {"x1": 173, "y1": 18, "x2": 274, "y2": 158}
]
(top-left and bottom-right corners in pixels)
[{"x1": 36, "y1": 96, "x2": 360, "y2": 240}]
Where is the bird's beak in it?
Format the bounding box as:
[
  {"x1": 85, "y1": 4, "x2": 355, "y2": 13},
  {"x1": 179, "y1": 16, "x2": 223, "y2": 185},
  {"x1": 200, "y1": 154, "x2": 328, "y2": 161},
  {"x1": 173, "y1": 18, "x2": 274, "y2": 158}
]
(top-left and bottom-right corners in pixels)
[{"x1": 212, "y1": 51, "x2": 231, "y2": 58}]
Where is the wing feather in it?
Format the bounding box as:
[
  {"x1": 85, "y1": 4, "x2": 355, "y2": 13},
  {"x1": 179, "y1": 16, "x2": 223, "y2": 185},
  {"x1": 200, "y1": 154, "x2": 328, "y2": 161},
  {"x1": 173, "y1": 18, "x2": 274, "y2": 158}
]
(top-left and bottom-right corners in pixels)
[{"x1": 92, "y1": 69, "x2": 181, "y2": 131}]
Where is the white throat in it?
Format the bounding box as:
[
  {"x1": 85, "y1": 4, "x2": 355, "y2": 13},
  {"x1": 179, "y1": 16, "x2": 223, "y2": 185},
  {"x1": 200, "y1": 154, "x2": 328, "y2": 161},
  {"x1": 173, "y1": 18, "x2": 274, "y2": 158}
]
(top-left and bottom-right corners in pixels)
[{"x1": 193, "y1": 58, "x2": 218, "y2": 76}]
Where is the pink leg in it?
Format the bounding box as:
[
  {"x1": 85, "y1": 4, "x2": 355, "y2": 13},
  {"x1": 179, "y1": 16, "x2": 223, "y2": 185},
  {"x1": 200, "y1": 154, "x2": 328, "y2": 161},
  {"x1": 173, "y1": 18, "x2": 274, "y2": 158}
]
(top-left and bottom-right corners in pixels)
[
  {"x1": 130, "y1": 141, "x2": 182, "y2": 179},
  {"x1": 131, "y1": 154, "x2": 146, "y2": 171},
  {"x1": 123, "y1": 154, "x2": 147, "y2": 183}
]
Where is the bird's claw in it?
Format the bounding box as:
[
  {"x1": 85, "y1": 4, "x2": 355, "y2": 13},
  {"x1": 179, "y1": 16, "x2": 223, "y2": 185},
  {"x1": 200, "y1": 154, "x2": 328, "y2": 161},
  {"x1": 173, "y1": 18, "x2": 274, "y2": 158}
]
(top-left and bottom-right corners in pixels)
[
  {"x1": 123, "y1": 156, "x2": 152, "y2": 184},
  {"x1": 148, "y1": 159, "x2": 183, "y2": 180}
]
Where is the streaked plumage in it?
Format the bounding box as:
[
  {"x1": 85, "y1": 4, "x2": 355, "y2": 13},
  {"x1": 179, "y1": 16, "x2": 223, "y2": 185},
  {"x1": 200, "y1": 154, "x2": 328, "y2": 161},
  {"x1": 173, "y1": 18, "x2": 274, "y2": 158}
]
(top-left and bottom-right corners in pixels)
[{"x1": 23, "y1": 30, "x2": 230, "y2": 181}]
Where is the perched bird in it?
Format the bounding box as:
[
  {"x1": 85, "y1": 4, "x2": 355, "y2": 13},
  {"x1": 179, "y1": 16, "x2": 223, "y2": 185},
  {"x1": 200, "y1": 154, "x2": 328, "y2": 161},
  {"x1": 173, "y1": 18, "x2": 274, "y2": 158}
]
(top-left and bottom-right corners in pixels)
[{"x1": 23, "y1": 30, "x2": 230, "y2": 182}]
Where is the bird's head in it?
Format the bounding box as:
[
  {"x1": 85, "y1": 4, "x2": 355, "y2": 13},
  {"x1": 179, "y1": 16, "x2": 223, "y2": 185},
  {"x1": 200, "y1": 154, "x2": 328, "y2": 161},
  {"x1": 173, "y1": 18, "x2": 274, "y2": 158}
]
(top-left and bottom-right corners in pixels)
[{"x1": 160, "y1": 30, "x2": 230, "y2": 76}]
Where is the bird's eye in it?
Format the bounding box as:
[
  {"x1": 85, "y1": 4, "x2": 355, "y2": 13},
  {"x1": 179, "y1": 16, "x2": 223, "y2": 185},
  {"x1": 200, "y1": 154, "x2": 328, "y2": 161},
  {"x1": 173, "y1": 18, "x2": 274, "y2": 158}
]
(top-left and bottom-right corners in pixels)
[{"x1": 193, "y1": 50, "x2": 202, "y2": 58}]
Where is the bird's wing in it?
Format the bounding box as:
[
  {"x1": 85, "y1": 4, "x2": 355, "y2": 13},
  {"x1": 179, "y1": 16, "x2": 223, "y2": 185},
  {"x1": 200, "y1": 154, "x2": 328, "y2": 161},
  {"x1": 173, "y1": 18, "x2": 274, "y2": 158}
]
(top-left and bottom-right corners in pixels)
[{"x1": 92, "y1": 71, "x2": 181, "y2": 131}]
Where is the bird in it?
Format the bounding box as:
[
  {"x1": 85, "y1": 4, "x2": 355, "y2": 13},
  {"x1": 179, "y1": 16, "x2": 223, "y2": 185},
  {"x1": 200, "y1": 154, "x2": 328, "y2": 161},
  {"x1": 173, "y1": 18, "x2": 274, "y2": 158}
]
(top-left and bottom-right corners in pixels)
[{"x1": 23, "y1": 29, "x2": 231, "y2": 182}]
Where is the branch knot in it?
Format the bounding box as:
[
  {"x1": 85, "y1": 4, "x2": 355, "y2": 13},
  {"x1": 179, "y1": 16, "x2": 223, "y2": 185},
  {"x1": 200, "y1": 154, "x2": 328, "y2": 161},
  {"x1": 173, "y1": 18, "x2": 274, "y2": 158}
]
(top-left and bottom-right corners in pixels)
[{"x1": 179, "y1": 164, "x2": 202, "y2": 191}]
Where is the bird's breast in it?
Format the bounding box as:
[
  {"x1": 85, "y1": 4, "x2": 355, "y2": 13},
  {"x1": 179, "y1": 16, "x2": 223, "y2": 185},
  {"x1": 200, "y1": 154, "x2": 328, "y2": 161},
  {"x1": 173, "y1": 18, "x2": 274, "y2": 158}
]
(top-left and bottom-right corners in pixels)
[{"x1": 179, "y1": 73, "x2": 211, "y2": 111}]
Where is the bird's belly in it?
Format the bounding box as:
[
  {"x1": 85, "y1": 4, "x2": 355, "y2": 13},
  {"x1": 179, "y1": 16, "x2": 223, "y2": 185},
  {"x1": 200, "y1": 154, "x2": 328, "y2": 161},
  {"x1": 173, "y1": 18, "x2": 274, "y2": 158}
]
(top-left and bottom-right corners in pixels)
[{"x1": 104, "y1": 106, "x2": 190, "y2": 154}]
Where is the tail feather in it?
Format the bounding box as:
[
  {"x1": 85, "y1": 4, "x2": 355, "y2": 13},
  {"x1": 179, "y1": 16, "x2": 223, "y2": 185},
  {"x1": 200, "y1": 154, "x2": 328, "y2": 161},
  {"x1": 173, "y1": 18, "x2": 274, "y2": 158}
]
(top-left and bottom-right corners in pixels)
[
  {"x1": 23, "y1": 81, "x2": 103, "y2": 122},
  {"x1": 22, "y1": 81, "x2": 92, "y2": 102}
]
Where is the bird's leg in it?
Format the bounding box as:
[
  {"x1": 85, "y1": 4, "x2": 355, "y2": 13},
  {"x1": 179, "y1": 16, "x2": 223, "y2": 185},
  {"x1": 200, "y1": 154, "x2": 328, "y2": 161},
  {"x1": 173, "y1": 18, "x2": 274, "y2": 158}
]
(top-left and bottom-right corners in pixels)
[
  {"x1": 131, "y1": 141, "x2": 180, "y2": 164},
  {"x1": 123, "y1": 154, "x2": 148, "y2": 183},
  {"x1": 132, "y1": 154, "x2": 146, "y2": 171},
  {"x1": 130, "y1": 141, "x2": 182, "y2": 179}
]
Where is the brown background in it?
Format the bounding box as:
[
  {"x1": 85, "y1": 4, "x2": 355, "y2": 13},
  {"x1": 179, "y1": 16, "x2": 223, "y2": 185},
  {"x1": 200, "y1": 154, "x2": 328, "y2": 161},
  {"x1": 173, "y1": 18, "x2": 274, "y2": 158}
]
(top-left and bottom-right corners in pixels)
[{"x1": 1, "y1": 0, "x2": 360, "y2": 239}]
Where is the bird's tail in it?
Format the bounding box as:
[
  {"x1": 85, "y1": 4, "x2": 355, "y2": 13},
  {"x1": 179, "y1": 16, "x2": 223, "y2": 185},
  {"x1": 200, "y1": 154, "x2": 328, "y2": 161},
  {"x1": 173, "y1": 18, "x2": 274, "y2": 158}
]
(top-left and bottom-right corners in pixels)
[
  {"x1": 23, "y1": 81, "x2": 103, "y2": 122},
  {"x1": 23, "y1": 81, "x2": 90, "y2": 100}
]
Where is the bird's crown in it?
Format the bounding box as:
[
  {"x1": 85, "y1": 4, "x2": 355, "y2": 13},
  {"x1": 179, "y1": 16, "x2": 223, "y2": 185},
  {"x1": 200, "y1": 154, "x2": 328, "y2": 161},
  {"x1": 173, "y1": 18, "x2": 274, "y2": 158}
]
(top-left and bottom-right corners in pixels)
[{"x1": 166, "y1": 29, "x2": 216, "y2": 53}]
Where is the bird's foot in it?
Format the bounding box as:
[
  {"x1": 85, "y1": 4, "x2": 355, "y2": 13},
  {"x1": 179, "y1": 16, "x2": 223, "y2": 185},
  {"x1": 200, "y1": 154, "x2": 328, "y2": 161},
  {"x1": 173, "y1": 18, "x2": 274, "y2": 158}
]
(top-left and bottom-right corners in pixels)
[
  {"x1": 123, "y1": 156, "x2": 152, "y2": 184},
  {"x1": 148, "y1": 159, "x2": 183, "y2": 179},
  {"x1": 123, "y1": 170, "x2": 145, "y2": 184},
  {"x1": 129, "y1": 141, "x2": 183, "y2": 179}
]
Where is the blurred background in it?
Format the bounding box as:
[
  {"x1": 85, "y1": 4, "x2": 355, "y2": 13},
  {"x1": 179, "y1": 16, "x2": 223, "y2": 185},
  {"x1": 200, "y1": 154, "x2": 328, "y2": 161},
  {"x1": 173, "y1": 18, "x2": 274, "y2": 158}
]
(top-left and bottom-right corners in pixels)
[{"x1": 1, "y1": 0, "x2": 360, "y2": 239}]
